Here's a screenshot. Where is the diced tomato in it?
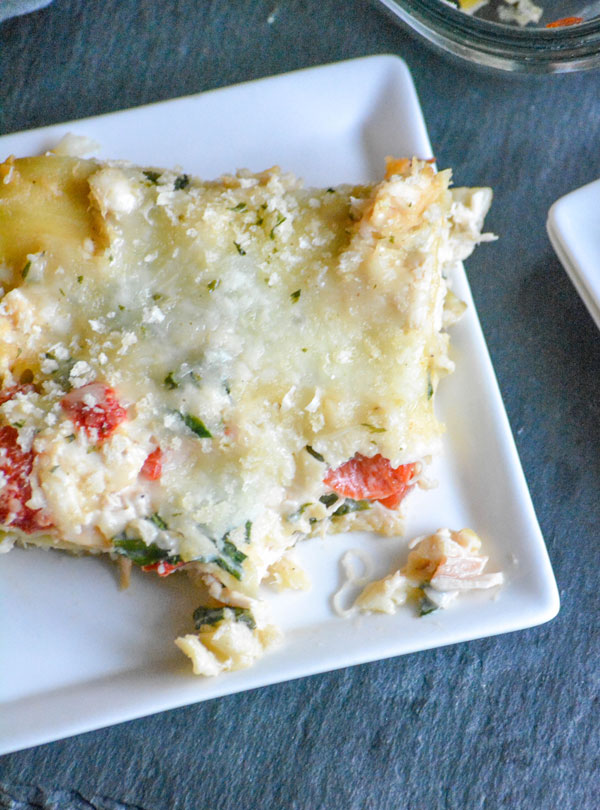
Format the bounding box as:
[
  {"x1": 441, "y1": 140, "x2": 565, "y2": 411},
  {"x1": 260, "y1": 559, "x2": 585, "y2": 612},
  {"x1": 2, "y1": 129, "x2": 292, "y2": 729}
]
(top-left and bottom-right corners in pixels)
[
  {"x1": 0, "y1": 384, "x2": 34, "y2": 406},
  {"x1": 0, "y1": 425, "x2": 53, "y2": 533},
  {"x1": 323, "y1": 453, "x2": 416, "y2": 510},
  {"x1": 141, "y1": 447, "x2": 162, "y2": 480},
  {"x1": 546, "y1": 15, "x2": 583, "y2": 27},
  {"x1": 141, "y1": 560, "x2": 186, "y2": 576},
  {"x1": 61, "y1": 382, "x2": 127, "y2": 442}
]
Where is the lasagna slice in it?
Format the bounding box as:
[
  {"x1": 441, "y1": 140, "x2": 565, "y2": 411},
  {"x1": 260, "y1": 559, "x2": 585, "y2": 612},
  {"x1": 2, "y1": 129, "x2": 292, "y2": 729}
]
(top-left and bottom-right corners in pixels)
[{"x1": 0, "y1": 151, "x2": 492, "y2": 674}]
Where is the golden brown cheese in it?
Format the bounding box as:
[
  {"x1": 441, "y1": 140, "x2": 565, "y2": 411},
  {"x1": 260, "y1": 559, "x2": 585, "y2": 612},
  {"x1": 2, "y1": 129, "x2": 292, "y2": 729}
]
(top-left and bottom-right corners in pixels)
[{"x1": 0, "y1": 153, "x2": 492, "y2": 674}]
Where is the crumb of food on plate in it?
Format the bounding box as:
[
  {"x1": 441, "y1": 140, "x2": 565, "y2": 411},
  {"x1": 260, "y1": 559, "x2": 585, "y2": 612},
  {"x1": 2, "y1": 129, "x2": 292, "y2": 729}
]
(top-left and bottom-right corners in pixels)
[
  {"x1": 354, "y1": 528, "x2": 504, "y2": 617},
  {"x1": 0, "y1": 147, "x2": 493, "y2": 676},
  {"x1": 457, "y1": 0, "x2": 542, "y2": 26}
]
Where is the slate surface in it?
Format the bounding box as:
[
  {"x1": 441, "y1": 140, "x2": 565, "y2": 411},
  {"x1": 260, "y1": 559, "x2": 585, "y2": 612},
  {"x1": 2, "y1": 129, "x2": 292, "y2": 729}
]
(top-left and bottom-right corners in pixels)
[{"x1": 0, "y1": 1, "x2": 599, "y2": 808}]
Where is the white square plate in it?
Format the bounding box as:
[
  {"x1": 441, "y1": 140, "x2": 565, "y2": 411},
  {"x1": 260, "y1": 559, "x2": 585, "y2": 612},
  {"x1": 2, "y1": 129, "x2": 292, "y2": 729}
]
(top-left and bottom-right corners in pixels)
[
  {"x1": 0, "y1": 55, "x2": 558, "y2": 754},
  {"x1": 547, "y1": 178, "x2": 600, "y2": 330}
]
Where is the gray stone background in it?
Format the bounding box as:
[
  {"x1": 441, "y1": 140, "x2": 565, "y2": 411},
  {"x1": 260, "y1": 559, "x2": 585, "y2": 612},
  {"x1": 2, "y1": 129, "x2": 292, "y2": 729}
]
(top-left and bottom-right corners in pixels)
[{"x1": 0, "y1": 1, "x2": 599, "y2": 807}]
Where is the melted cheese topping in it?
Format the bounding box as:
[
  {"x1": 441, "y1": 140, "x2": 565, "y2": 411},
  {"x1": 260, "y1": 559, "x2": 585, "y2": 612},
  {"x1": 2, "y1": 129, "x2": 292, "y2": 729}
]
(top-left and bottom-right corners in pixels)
[{"x1": 0, "y1": 152, "x2": 492, "y2": 672}]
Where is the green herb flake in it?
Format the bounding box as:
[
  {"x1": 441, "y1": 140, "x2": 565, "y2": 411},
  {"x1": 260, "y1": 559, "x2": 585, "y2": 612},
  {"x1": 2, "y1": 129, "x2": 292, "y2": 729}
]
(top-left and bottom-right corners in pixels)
[
  {"x1": 319, "y1": 493, "x2": 339, "y2": 508},
  {"x1": 361, "y1": 423, "x2": 386, "y2": 434},
  {"x1": 113, "y1": 535, "x2": 179, "y2": 567},
  {"x1": 305, "y1": 445, "x2": 325, "y2": 463},
  {"x1": 21, "y1": 261, "x2": 31, "y2": 279},
  {"x1": 332, "y1": 499, "x2": 370, "y2": 518},
  {"x1": 244, "y1": 520, "x2": 252, "y2": 543},
  {"x1": 149, "y1": 513, "x2": 168, "y2": 531},
  {"x1": 77, "y1": 275, "x2": 83, "y2": 283},
  {"x1": 152, "y1": 292, "x2": 163, "y2": 301},
  {"x1": 290, "y1": 289, "x2": 301, "y2": 302},
  {"x1": 326, "y1": 187, "x2": 335, "y2": 193},
  {"x1": 174, "y1": 173, "x2": 190, "y2": 190},
  {"x1": 11, "y1": 421, "x2": 24, "y2": 429},
  {"x1": 287, "y1": 502, "x2": 312, "y2": 522},
  {"x1": 164, "y1": 372, "x2": 179, "y2": 390},
  {"x1": 419, "y1": 593, "x2": 438, "y2": 617},
  {"x1": 234, "y1": 241, "x2": 246, "y2": 255},
  {"x1": 66, "y1": 434, "x2": 76, "y2": 442},
  {"x1": 207, "y1": 279, "x2": 220, "y2": 291},
  {"x1": 427, "y1": 372, "x2": 434, "y2": 400},
  {"x1": 143, "y1": 170, "x2": 161, "y2": 185},
  {"x1": 193, "y1": 606, "x2": 255, "y2": 631},
  {"x1": 179, "y1": 411, "x2": 212, "y2": 439},
  {"x1": 269, "y1": 213, "x2": 286, "y2": 239},
  {"x1": 230, "y1": 202, "x2": 247, "y2": 212}
]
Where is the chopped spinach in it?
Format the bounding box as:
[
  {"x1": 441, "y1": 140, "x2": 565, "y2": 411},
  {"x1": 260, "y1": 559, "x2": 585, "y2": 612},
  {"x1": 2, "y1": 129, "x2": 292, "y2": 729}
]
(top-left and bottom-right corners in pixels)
[
  {"x1": 149, "y1": 513, "x2": 168, "y2": 531},
  {"x1": 179, "y1": 411, "x2": 212, "y2": 439},
  {"x1": 287, "y1": 502, "x2": 312, "y2": 522},
  {"x1": 361, "y1": 423, "x2": 386, "y2": 434},
  {"x1": 419, "y1": 593, "x2": 438, "y2": 617},
  {"x1": 164, "y1": 371, "x2": 179, "y2": 390},
  {"x1": 143, "y1": 170, "x2": 161, "y2": 185},
  {"x1": 269, "y1": 213, "x2": 286, "y2": 239},
  {"x1": 215, "y1": 534, "x2": 247, "y2": 580},
  {"x1": 427, "y1": 372, "x2": 434, "y2": 400},
  {"x1": 332, "y1": 499, "x2": 370, "y2": 518},
  {"x1": 193, "y1": 606, "x2": 255, "y2": 631},
  {"x1": 174, "y1": 173, "x2": 190, "y2": 190},
  {"x1": 305, "y1": 445, "x2": 325, "y2": 463},
  {"x1": 113, "y1": 535, "x2": 179, "y2": 567}
]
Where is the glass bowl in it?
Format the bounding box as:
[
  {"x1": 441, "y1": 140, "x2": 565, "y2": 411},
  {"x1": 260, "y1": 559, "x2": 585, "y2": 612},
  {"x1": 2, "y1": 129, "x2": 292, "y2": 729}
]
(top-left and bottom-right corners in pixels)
[{"x1": 377, "y1": 0, "x2": 600, "y2": 71}]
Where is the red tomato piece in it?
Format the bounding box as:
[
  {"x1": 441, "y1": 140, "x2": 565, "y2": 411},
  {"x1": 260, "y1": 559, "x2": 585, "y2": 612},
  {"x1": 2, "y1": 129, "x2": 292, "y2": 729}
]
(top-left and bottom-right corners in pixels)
[
  {"x1": 0, "y1": 384, "x2": 34, "y2": 406},
  {"x1": 323, "y1": 453, "x2": 416, "y2": 509},
  {"x1": 546, "y1": 15, "x2": 583, "y2": 26},
  {"x1": 140, "y1": 447, "x2": 162, "y2": 480},
  {"x1": 0, "y1": 425, "x2": 53, "y2": 533},
  {"x1": 141, "y1": 560, "x2": 186, "y2": 576},
  {"x1": 61, "y1": 382, "x2": 127, "y2": 442}
]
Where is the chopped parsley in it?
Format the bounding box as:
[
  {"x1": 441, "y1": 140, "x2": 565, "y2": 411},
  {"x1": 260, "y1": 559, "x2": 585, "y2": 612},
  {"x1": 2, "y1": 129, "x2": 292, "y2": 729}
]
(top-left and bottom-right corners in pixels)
[
  {"x1": 290, "y1": 289, "x2": 301, "y2": 302},
  {"x1": 21, "y1": 261, "x2": 31, "y2": 279},
  {"x1": 319, "y1": 493, "x2": 339, "y2": 508},
  {"x1": 234, "y1": 241, "x2": 246, "y2": 255},
  {"x1": 207, "y1": 279, "x2": 220, "y2": 291},
  {"x1": 77, "y1": 275, "x2": 83, "y2": 284},
  {"x1": 230, "y1": 202, "x2": 247, "y2": 212},
  {"x1": 244, "y1": 520, "x2": 252, "y2": 543}
]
